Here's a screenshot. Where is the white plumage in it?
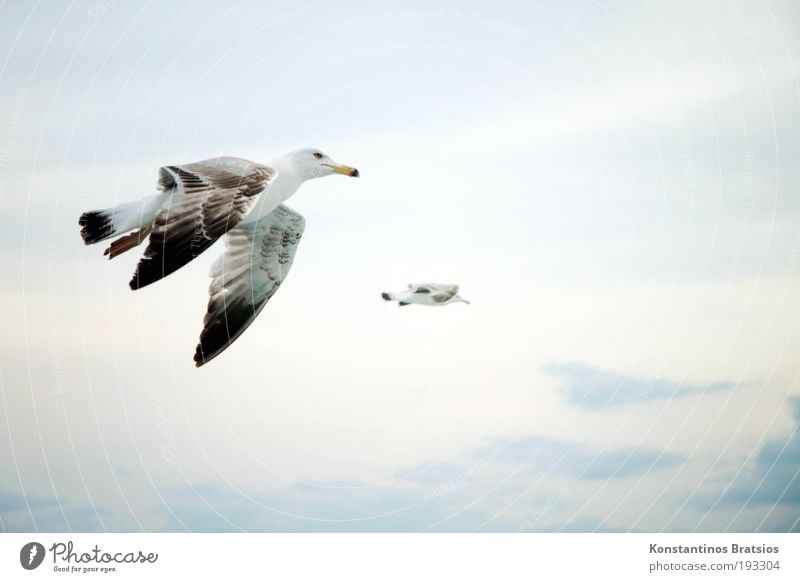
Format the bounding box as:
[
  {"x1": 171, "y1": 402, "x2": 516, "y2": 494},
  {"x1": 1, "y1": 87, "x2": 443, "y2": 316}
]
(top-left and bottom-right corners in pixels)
[{"x1": 382, "y1": 283, "x2": 470, "y2": 307}]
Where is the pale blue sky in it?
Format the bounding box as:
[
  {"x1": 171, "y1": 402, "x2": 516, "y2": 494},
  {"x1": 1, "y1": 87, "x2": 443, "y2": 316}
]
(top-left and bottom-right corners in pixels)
[{"x1": 1, "y1": 0, "x2": 799, "y2": 532}]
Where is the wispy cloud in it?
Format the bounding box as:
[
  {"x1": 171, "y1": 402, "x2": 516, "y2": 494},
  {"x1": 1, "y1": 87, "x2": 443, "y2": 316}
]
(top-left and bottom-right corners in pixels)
[
  {"x1": 543, "y1": 360, "x2": 738, "y2": 409},
  {"x1": 135, "y1": 433, "x2": 685, "y2": 532},
  {"x1": 158, "y1": 481, "x2": 431, "y2": 532},
  {"x1": 474, "y1": 435, "x2": 685, "y2": 480}
]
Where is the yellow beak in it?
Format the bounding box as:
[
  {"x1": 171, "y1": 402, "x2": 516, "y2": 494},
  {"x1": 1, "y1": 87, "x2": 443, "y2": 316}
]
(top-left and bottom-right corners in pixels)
[{"x1": 324, "y1": 163, "x2": 359, "y2": 177}]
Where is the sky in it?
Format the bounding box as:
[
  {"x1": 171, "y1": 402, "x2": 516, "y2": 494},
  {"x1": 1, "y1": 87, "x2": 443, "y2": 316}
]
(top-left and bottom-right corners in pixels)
[{"x1": 1, "y1": 0, "x2": 799, "y2": 532}]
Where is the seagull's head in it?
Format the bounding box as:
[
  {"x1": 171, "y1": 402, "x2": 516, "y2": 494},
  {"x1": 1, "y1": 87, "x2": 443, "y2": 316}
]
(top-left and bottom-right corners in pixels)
[{"x1": 287, "y1": 148, "x2": 359, "y2": 180}]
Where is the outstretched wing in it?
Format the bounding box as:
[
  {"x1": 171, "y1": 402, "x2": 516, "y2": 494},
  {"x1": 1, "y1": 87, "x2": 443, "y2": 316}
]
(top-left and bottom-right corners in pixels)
[
  {"x1": 130, "y1": 157, "x2": 276, "y2": 290},
  {"x1": 193, "y1": 205, "x2": 305, "y2": 367},
  {"x1": 431, "y1": 285, "x2": 459, "y2": 304}
]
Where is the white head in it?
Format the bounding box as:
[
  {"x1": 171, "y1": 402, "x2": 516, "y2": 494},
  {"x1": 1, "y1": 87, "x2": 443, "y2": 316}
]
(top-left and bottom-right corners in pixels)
[{"x1": 280, "y1": 148, "x2": 359, "y2": 181}]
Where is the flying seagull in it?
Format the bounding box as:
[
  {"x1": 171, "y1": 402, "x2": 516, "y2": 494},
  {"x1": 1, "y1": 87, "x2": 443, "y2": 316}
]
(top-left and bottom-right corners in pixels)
[
  {"x1": 79, "y1": 149, "x2": 359, "y2": 366},
  {"x1": 381, "y1": 283, "x2": 470, "y2": 307}
]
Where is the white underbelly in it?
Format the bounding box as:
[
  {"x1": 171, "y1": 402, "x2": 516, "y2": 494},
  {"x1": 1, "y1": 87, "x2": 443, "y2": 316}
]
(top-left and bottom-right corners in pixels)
[{"x1": 398, "y1": 292, "x2": 437, "y2": 305}]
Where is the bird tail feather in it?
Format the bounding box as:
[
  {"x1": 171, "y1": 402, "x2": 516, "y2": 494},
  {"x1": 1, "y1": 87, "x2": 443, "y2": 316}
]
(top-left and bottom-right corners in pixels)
[
  {"x1": 79, "y1": 195, "x2": 163, "y2": 245},
  {"x1": 78, "y1": 209, "x2": 116, "y2": 244}
]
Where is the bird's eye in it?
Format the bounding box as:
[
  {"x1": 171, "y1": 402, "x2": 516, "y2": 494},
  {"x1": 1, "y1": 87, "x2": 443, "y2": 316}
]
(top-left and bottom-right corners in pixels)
[{"x1": 313, "y1": 152, "x2": 323, "y2": 159}]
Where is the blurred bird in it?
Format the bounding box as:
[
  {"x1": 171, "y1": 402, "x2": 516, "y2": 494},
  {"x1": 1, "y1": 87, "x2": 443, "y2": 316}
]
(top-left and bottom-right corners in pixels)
[{"x1": 381, "y1": 283, "x2": 470, "y2": 307}]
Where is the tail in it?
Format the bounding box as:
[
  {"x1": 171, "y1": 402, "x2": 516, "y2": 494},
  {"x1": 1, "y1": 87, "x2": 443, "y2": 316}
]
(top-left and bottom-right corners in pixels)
[
  {"x1": 79, "y1": 207, "x2": 150, "y2": 259},
  {"x1": 79, "y1": 195, "x2": 165, "y2": 258},
  {"x1": 382, "y1": 292, "x2": 410, "y2": 306},
  {"x1": 78, "y1": 210, "x2": 114, "y2": 244}
]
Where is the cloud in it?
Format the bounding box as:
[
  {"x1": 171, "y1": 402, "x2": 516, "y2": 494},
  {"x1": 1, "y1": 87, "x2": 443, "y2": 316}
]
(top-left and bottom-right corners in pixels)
[
  {"x1": 717, "y1": 396, "x2": 800, "y2": 510},
  {"x1": 679, "y1": 396, "x2": 800, "y2": 532},
  {"x1": 543, "y1": 360, "x2": 738, "y2": 409},
  {"x1": 542, "y1": 517, "x2": 637, "y2": 533},
  {"x1": 144, "y1": 431, "x2": 685, "y2": 532},
  {"x1": 0, "y1": 491, "x2": 59, "y2": 513},
  {"x1": 0, "y1": 492, "x2": 107, "y2": 532},
  {"x1": 156, "y1": 475, "x2": 563, "y2": 532},
  {"x1": 156, "y1": 481, "x2": 430, "y2": 533},
  {"x1": 475, "y1": 435, "x2": 685, "y2": 480},
  {"x1": 399, "y1": 435, "x2": 684, "y2": 498}
]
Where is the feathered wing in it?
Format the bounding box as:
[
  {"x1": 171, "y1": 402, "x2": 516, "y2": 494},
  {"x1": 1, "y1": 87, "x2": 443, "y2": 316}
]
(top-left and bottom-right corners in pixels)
[
  {"x1": 431, "y1": 285, "x2": 459, "y2": 304},
  {"x1": 130, "y1": 157, "x2": 277, "y2": 290},
  {"x1": 193, "y1": 205, "x2": 305, "y2": 367}
]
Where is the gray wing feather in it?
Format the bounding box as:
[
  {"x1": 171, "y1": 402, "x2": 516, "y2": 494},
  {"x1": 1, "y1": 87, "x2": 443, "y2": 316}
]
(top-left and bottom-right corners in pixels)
[
  {"x1": 193, "y1": 205, "x2": 305, "y2": 366},
  {"x1": 431, "y1": 285, "x2": 459, "y2": 303}
]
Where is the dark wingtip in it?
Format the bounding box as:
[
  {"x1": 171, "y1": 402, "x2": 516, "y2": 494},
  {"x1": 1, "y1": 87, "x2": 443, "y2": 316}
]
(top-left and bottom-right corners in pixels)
[
  {"x1": 79, "y1": 210, "x2": 112, "y2": 244},
  {"x1": 129, "y1": 266, "x2": 158, "y2": 290},
  {"x1": 381, "y1": 292, "x2": 391, "y2": 301},
  {"x1": 194, "y1": 343, "x2": 216, "y2": 368}
]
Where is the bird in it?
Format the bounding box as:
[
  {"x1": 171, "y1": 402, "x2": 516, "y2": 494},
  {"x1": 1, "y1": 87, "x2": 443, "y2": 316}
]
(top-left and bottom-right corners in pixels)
[
  {"x1": 78, "y1": 149, "x2": 359, "y2": 366},
  {"x1": 381, "y1": 283, "x2": 470, "y2": 307}
]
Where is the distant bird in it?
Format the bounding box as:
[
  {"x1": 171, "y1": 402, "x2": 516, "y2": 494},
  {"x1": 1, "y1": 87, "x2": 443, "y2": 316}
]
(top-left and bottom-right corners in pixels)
[
  {"x1": 79, "y1": 149, "x2": 359, "y2": 366},
  {"x1": 381, "y1": 283, "x2": 470, "y2": 307}
]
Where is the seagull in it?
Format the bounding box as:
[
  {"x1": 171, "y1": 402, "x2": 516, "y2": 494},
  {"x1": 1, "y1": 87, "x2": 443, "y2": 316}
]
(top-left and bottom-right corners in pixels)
[
  {"x1": 381, "y1": 283, "x2": 470, "y2": 307},
  {"x1": 79, "y1": 149, "x2": 359, "y2": 366}
]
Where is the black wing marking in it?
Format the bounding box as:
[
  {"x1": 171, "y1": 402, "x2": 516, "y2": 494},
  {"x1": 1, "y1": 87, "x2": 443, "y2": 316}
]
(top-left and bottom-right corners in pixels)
[{"x1": 130, "y1": 157, "x2": 276, "y2": 290}]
